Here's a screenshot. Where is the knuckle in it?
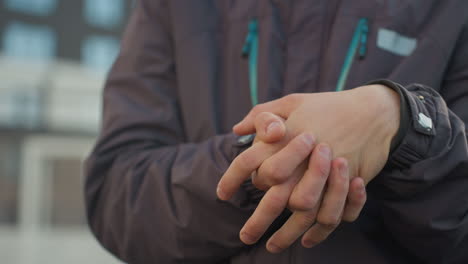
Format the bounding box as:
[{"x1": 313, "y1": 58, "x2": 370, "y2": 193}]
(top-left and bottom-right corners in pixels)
[
  {"x1": 257, "y1": 111, "x2": 272, "y2": 122},
  {"x1": 318, "y1": 216, "x2": 340, "y2": 230},
  {"x1": 260, "y1": 162, "x2": 286, "y2": 184},
  {"x1": 236, "y1": 152, "x2": 256, "y2": 172},
  {"x1": 289, "y1": 193, "x2": 319, "y2": 211},
  {"x1": 251, "y1": 104, "x2": 265, "y2": 116},
  {"x1": 255, "y1": 112, "x2": 268, "y2": 128}
]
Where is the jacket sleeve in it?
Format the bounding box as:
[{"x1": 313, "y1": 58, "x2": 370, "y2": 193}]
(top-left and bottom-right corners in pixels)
[
  {"x1": 370, "y1": 22, "x2": 468, "y2": 264},
  {"x1": 84, "y1": 1, "x2": 259, "y2": 263}
]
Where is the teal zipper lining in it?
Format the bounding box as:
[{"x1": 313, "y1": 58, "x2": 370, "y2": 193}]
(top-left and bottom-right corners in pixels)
[
  {"x1": 243, "y1": 18, "x2": 368, "y2": 105},
  {"x1": 335, "y1": 18, "x2": 369, "y2": 92},
  {"x1": 242, "y1": 19, "x2": 259, "y2": 106}
]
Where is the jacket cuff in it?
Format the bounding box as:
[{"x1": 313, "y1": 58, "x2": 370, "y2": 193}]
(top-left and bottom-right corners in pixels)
[{"x1": 367, "y1": 80, "x2": 437, "y2": 170}]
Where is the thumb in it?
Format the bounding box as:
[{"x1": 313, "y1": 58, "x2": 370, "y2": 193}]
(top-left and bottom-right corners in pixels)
[
  {"x1": 253, "y1": 112, "x2": 286, "y2": 143},
  {"x1": 233, "y1": 95, "x2": 298, "y2": 135}
]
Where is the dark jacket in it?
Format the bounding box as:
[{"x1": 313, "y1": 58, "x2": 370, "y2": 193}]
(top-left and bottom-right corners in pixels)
[{"x1": 84, "y1": 0, "x2": 468, "y2": 263}]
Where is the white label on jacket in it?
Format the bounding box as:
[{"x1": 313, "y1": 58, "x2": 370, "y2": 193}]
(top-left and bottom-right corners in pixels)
[
  {"x1": 377, "y1": 28, "x2": 417, "y2": 56},
  {"x1": 418, "y1": 113, "x2": 433, "y2": 130}
]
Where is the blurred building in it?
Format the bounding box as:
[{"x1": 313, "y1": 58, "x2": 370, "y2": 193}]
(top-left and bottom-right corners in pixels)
[{"x1": 0, "y1": 0, "x2": 132, "y2": 263}]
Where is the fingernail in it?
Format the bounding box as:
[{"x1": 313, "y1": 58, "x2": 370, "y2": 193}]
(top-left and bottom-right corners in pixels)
[
  {"x1": 358, "y1": 179, "x2": 366, "y2": 193},
  {"x1": 240, "y1": 231, "x2": 256, "y2": 244},
  {"x1": 302, "y1": 134, "x2": 315, "y2": 147},
  {"x1": 319, "y1": 145, "x2": 331, "y2": 159},
  {"x1": 268, "y1": 243, "x2": 282, "y2": 253},
  {"x1": 267, "y1": 122, "x2": 280, "y2": 135},
  {"x1": 340, "y1": 160, "x2": 349, "y2": 175},
  {"x1": 217, "y1": 186, "x2": 226, "y2": 200},
  {"x1": 360, "y1": 185, "x2": 366, "y2": 194},
  {"x1": 303, "y1": 240, "x2": 316, "y2": 248}
]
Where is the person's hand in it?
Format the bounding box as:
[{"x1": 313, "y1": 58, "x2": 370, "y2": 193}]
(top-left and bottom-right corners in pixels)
[
  {"x1": 234, "y1": 84, "x2": 400, "y2": 186},
  {"x1": 218, "y1": 84, "x2": 399, "y2": 252},
  {"x1": 218, "y1": 112, "x2": 367, "y2": 252}
]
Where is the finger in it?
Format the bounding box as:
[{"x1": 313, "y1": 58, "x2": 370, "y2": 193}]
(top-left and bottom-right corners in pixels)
[
  {"x1": 253, "y1": 112, "x2": 286, "y2": 143},
  {"x1": 266, "y1": 148, "x2": 333, "y2": 253},
  {"x1": 255, "y1": 133, "x2": 315, "y2": 187},
  {"x1": 266, "y1": 208, "x2": 319, "y2": 253},
  {"x1": 342, "y1": 177, "x2": 367, "y2": 222},
  {"x1": 217, "y1": 142, "x2": 274, "y2": 200},
  {"x1": 233, "y1": 94, "x2": 301, "y2": 135},
  {"x1": 250, "y1": 170, "x2": 272, "y2": 192},
  {"x1": 288, "y1": 143, "x2": 332, "y2": 211},
  {"x1": 239, "y1": 181, "x2": 296, "y2": 245},
  {"x1": 301, "y1": 158, "x2": 349, "y2": 248}
]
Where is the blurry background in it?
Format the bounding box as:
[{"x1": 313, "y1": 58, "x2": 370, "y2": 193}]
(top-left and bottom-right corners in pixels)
[{"x1": 0, "y1": 0, "x2": 132, "y2": 263}]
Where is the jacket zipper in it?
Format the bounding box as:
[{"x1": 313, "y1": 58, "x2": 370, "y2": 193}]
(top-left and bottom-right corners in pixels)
[
  {"x1": 242, "y1": 19, "x2": 259, "y2": 107},
  {"x1": 243, "y1": 17, "x2": 368, "y2": 102},
  {"x1": 335, "y1": 18, "x2": 369, "y2": 92}
]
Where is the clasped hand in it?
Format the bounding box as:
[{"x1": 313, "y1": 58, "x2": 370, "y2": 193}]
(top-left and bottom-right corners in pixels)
[{"x1": 217, "y1": 85, "x2": 400, "y2": 253}]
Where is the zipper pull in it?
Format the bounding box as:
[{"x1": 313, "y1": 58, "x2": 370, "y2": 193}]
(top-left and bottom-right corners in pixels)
[
  {"x1": 336, "y1": 17, "x2": 369, "y2": 91},
  {"x1": 359, "y1": 18, "x2": 369, "y2": 59},
  {"x1": 242, "y1": 19, "x2": 258, "y2": 58}
]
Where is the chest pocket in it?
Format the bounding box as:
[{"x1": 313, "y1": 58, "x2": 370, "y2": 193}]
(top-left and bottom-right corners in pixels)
[{"x1": 320, "y1": 0, "x2": 444, "y2": 90}]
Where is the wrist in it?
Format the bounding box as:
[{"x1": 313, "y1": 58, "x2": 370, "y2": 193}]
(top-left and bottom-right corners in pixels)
[
  {"x1": 365, "y1": 80, "x2": 412, "y2": 155},
  {"x1": 354, "y1": 84, "x2": 401, "y2": 153}
]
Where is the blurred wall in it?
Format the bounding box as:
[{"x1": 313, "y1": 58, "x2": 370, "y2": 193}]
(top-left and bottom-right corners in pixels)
[{"x1": 0, "y1": 1, "x2": 133, "y2": 263}]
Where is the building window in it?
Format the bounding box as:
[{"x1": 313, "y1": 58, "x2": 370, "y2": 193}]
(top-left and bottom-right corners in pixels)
[
  {"x1": 2, "y1": 22, "x2": 56, "y2": 61},
  {"x1": 84, "y1": 0, "x2": 123, "y2": 29},
  {"x1": 81, "y1": 35, "x2": 119, "y2": 72},
  {"x1": 4, "y1": 0, "x2": 57, "y2": 16}
]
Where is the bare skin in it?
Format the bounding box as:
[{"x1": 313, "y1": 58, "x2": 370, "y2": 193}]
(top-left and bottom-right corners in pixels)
[{"x1": 217, "y1": 84, "x2": 400, "y2": 253}]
